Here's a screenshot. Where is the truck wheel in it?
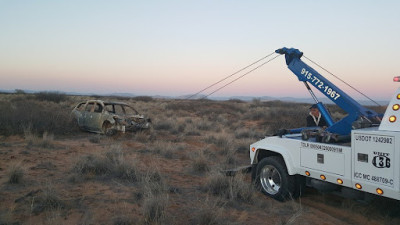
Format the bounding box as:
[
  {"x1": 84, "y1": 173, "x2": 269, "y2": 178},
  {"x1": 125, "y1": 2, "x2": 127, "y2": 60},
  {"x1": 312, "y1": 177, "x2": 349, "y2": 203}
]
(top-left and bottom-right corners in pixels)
[{"x1": 255, "y1": 156, "x2": 296, "y2": 201}]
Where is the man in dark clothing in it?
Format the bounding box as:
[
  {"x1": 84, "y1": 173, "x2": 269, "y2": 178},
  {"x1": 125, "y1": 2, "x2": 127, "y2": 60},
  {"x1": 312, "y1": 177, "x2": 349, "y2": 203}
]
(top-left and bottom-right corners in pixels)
[{"x1": 306, "y1": 104, "x2": 328, "y2": 127}]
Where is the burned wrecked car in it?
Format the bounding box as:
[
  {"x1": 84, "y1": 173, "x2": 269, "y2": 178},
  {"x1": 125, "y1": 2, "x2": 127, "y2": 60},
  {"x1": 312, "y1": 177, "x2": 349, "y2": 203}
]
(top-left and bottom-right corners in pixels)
[{"x1": 71, "y1": 100, "x2": 151, "y2": 135}]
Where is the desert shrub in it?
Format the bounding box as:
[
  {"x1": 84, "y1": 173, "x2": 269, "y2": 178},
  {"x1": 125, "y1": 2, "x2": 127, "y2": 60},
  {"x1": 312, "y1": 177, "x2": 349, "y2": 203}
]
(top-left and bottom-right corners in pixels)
[
  {"x1": 106, "y1": 146, "x2": 139, "y2": 182},
  {"x1": 243, "y1": 107, "x2": 270, "y2": 120},
  {"x1": 141, "y1": 167, "x2": 169, "y2": 224},
  {"x1": 196, "y1": 119, "x2": 212, "y2": 131},
  {"x1": 251, "y1": 98, "x2": 262, "y2": 107},
  {"x1": 73, "y1": 146, "x2": 140, "y2": 182},
  {"x1": 165, "y1": 100, "x2": 245, "y2": 117},
  {"x1": 205, "y1": 172, "x2": 230, "y2": 196},
  {"x1": 135, "y1": 131, "x2": 150, "y2": 143},
  {"x1": 185, "y1": 124, "x2": 201, "y2": 136},
  {"x1": 190, "y1": 150, "x2": 210, "y2": 174},
  {"x1": 132, "y1": 96, "x2": 153, "y2": 102},
  {"x1": 234, "y1": 128, "x2": 262, "y2": 139},
  {"x1": 204, "y1": 172, "x2": 255, "y2": 203},
  {"x1": 7, "y1": 163, "x2": 24, "y2": 184},
  {"x1": 113, "y1": 216, "x2": 134, "y2": 225},
  {"x1": 73, "y1": 155, "x2": 112, "y2": 176},
  {"x1": 142, "y1": 194, "x2": 168, "y2": 225},
  {"x1": 141, "y1": 168, "x2": 168, "y2": 196},
  {"x1": 35, "y1": 91, "x2": 68, "y2": 103},
  {"x1": 189, "y1": 200, "x2": 227, "y2": 225},
  {"x1": 26, "y1": 131, "x2": 55, "y2": 149},
  {"x1": 234, "y1": 139, "x2": 252, "y2": 154},
  {"x1": 15, "y1": 89, "x2": 26, "y2": 94},
  {"x1": 32, "y1": 184, "x2": 64, "y2": 214},
  {"x1": 228, "y1": 98, "x2": 245, "y2": 103},
  {"x1": 153, "y1": 120, "x2": 175, "y2": 131},
  {"x1": 113, "y1": 160, "x2": 138, "y2": 182},
  {"x1": 0, "y1": 99, "x2": 78, "y2": 136},
  {"x1": 149, "y1": 141, "x2": 177, "y2": 158},
  {"x1": 204, "y1": 134, "x2": 233, "y2": 155},
  {"x1": 224, "y1": 148, "x2": 237, "y2": 165}
]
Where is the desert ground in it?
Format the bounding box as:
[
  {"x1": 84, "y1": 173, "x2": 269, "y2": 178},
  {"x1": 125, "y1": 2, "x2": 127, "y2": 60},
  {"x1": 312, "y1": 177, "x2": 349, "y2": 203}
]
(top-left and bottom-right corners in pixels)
[{"x1": 0, "y1": 92, "x2": 399, "y2": 225}]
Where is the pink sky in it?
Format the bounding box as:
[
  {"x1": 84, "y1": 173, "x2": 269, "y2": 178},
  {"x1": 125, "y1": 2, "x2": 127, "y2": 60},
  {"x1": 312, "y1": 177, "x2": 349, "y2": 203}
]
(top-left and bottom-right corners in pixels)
[{"x1": 1, "y1": 1, "x2": 399, "y2": 101}]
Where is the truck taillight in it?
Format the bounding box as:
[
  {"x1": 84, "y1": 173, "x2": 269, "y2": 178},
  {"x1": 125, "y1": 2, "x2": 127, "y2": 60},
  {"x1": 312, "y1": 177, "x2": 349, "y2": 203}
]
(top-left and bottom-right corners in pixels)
[
  {"x1": 376, "y1": 188, "x2": 384, "y2": 195},
  {"x1": 389, "y1": 116, "x2": 396, "y2": 122},
  {"x1": 393, "y1": 104, "x2": 400, "y2": 111},
  {"x1": 394, "y1": 76, "x2": 400, "y2": 82}
]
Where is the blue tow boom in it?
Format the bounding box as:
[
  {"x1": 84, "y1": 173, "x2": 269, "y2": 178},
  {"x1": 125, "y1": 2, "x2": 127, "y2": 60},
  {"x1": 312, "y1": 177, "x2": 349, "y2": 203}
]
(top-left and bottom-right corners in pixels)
[{"x1": 275, "y1": 47, "x2": 381, "y2": 136}]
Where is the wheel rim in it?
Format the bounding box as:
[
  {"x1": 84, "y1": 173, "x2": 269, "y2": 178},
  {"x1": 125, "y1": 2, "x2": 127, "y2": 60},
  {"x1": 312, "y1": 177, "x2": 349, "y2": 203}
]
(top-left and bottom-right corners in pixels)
[{"x1": 260, "y1": 165, "x2": 282, "y2": 195}]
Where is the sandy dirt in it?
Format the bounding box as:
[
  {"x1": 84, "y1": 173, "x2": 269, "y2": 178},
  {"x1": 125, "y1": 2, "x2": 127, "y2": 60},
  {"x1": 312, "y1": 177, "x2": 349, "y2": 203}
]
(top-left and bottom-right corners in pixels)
[{"x1": 1, "y1": 132, "x2": 399, "y2": 225}]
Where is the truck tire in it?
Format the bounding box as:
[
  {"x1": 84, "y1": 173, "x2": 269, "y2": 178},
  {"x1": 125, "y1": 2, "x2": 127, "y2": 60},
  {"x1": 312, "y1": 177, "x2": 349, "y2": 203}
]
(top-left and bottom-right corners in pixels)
[{"x1": 255, "y1": 156, "x2": 297, "y2": 201}]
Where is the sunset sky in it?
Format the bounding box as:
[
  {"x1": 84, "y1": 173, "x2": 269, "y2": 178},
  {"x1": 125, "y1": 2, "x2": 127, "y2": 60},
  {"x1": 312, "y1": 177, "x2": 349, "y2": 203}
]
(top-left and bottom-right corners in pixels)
[{"x1": 1, "y1": 1, "x2": 399, "y2": 101}]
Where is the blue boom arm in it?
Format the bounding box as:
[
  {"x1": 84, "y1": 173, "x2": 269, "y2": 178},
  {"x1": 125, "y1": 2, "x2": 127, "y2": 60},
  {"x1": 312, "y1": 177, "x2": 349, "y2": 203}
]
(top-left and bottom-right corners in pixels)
[{"x1": 275, "y1": 47, "x2": 380, "y2": 135}]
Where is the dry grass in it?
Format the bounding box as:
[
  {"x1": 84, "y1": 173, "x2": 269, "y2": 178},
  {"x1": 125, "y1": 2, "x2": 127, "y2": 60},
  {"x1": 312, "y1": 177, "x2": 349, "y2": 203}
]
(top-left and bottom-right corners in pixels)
[
  {"x1": 141, "y1": 167, "x2": 169, "y2": 225},
  {"x1": 0, "y1": 97, "x2": 78, "y2": 136},
  {"x1": 31, "y1": 183, "x2": 65, "y2": 215},
  {"x1": 7, "y1": 163, "x2": 24, "y2": 184},
  {"x1": 189, "y1": 198, "x2": 227, "y2": 225},
  {"x1": 0, "y1": 93, "x2": 393, "y2": 225},
  {"x1": 72, "y1": 145, "x2": 139, "y2": 182},
  {"x1": 203, "y1": 171, "x2": 255, "y2": 203},
  {"x1": 190, "y1": 149, "x2": 211, "y2": 174}
]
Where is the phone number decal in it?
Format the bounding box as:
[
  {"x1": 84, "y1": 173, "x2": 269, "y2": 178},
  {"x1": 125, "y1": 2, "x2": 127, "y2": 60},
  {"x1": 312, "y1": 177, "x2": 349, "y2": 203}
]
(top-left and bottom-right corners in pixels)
[{"x1": 301, "y1": 68, "x2": 341, "y2": 100}]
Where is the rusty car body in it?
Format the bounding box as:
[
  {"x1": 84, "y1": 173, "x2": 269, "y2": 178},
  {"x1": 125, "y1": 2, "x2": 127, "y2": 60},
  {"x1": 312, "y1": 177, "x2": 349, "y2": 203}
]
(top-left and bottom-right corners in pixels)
[{"x1": 71, "y1": 100, "x2": 151, "y2": 135}]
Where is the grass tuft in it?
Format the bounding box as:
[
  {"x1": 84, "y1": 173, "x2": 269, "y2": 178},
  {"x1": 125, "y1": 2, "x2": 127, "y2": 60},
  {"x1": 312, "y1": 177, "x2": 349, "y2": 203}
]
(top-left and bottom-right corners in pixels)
[{"x1": 7, "y1": 163, "x2": 24, "y2": 184}]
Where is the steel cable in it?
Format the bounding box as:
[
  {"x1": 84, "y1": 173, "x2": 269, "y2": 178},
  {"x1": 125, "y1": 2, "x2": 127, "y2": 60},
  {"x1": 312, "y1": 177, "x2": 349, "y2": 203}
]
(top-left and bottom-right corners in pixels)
[
  {"x1": 201, "y1": 54, "x2": 281, "y2": 99},
  {"x1": 186, "y1": 51, "x2": 276, "y2": 99},
  {"x1": 303, "y1": 55, "x2": 381, "y2": 106}
]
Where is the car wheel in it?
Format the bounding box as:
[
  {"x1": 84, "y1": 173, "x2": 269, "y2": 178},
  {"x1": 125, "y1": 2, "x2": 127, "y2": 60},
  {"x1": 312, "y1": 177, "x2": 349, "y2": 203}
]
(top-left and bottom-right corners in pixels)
[
  {"x1": 255, "y1": 156, "x2": 297, "y2": 201},
  {"x1": 102, "y1": 122, "x2": 116, "y2": 136}
]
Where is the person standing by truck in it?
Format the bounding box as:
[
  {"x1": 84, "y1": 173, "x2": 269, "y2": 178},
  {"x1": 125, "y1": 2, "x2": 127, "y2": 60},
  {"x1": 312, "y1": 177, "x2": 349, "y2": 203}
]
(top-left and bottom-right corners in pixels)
[{"x1": 306, "y1": 104, "x2": 327, "y2": 127}]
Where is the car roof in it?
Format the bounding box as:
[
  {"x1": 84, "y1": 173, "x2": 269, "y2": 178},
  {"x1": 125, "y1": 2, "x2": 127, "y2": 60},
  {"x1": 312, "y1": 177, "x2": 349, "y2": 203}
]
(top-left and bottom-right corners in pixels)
[{"x1": 86, "y1": 100, "x2": 129, "y2": 106}]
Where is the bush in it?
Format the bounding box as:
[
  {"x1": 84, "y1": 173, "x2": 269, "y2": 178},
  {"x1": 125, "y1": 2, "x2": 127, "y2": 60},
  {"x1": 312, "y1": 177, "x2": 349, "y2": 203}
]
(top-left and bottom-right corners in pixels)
[
  {"x1": 35, "y1": 91, "x2": 68, "y2": 103},
  {"x1": 142, "y1": 194, "x2": 168, "y2": 225},
  {"x1": 204, "y1": 172, "x2": 255, "y2": 203},
  {"x1": 32, "y1": 184, "x2": 64, "y2": 214},
  {"x1": 0, "y1": 99, "x2": 78, "y2": 136},
  {"x1": 132, "y1": 96, "x2": 153, "y2": 102},
  {"x1": 190, "y1": 150, "x2": 210, "y2": 174},
  {"x1": 189, "y1": 200, "x2": 227, "y2": 225},
  {"x1": 73, "y1": 147, "x2": 139, "y2": 182},
  {"x1": 73, "y1": 155, "x2": 112, "y2": 176},
  {"x1": 7, "y1": 163, "x2": 24, "y2": 184},
  {"x1": 154, "y1": 120, "x2": 175, "y2": 131}
]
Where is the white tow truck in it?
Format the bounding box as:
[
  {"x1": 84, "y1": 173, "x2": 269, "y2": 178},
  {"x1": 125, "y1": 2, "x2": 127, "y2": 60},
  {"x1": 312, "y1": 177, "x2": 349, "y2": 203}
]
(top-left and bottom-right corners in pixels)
[{"x1": 250, "y1": 48, "x2": 400, "y2": 201}]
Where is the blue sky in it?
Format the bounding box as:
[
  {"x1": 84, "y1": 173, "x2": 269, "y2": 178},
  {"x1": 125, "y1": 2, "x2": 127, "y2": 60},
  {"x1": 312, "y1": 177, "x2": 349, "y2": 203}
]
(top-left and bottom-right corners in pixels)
[{"x1": 1, "y1": 1, "x2": 399, "y2": 100}]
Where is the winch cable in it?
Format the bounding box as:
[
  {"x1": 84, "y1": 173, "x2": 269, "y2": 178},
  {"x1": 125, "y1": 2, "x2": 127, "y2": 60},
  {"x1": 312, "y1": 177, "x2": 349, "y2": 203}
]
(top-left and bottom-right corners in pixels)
[
  {"x1": 303, "y1": 55, "x2": 381, "y2": 107},
  {"x1": 186, "y1": 51, "x2": 276, "y2": 100},
  {"x1": 201, "y1": 54, "x2": 281, "y2": 99}
]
